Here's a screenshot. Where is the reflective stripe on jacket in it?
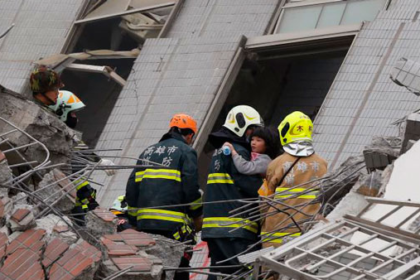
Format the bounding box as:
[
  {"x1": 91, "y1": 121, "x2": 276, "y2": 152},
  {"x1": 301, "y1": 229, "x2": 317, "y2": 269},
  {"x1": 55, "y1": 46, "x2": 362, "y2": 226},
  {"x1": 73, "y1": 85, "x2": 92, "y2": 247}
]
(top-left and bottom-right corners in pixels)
[
  {"x1": 202, "y1": 143, "x2": 262, "y2": 241},
  {"x1": 125, "y1": 132, "x2": 203, "y2": 233},
  {"x1": 261, "y1": 153, "x2": 327, "y2": 248}
]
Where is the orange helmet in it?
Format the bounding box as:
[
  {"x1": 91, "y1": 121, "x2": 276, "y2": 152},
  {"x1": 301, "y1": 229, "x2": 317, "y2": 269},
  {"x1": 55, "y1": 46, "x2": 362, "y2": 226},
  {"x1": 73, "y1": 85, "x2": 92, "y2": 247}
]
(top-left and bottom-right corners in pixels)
[{"x1": 169, "y1": 114, "x2": 197, "y2": 134}]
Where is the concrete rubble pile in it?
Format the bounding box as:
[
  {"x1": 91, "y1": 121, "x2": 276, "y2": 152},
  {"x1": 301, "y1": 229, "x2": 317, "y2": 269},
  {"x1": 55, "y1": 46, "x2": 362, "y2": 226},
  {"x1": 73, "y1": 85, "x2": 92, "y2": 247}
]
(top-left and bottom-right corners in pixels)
[
  {"x1": 255, "y1": 112, "x2": 420, "y2": 279},
  {"x1": 0, "y1": 89, "x2": 185, "y2": 279}
]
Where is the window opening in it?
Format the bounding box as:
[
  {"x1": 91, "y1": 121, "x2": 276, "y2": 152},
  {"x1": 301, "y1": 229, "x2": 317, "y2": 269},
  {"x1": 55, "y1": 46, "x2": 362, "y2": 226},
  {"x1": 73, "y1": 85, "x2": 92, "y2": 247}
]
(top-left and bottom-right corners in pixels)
[
  {"x1": 197, "y1": 30, "x2": 355, "y2": 188},
  {"x1": 274, "y1": 0, "x2": 387, "y2": 34}
]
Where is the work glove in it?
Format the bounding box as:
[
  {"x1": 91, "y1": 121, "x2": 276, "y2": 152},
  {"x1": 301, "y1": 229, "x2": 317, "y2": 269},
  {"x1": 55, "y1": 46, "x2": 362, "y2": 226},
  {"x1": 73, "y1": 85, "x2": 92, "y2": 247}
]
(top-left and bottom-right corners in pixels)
[{"x1": 99, "y1": 159, "x2": 116, "y2": 176}]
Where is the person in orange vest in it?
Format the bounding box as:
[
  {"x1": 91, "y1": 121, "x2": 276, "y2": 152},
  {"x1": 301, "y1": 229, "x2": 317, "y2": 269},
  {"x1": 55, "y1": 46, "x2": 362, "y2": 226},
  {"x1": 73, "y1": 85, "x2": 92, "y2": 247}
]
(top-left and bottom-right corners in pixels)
[{"x1": 260, "y1": 111, "x2": 328, "y2": 247}]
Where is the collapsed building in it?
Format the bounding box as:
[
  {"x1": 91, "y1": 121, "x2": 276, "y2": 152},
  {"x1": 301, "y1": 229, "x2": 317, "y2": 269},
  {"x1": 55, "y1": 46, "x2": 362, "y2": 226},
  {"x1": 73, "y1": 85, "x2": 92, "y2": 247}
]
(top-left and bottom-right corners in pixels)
[{"x1": 1, "y1": 0, "x2": 420, "y2": 279}]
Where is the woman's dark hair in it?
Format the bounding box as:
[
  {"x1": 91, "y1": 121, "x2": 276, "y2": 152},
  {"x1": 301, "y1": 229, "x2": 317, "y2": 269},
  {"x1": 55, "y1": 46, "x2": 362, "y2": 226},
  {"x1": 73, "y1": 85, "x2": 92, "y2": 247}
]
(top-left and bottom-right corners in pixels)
[{"x1": 251, "y1": 127, "x2": 281, "y2": 159}]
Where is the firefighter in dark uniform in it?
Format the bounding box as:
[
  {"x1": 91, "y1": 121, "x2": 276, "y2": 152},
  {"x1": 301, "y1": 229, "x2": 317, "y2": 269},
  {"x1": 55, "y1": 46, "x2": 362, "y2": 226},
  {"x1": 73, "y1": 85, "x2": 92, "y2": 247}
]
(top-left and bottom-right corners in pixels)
[
  {"x1": 202, "y1": 105, "x2": 264, "y2": 279},
  {"x1": 125, "y1": 113, "x2": 203, "y2": 280}
]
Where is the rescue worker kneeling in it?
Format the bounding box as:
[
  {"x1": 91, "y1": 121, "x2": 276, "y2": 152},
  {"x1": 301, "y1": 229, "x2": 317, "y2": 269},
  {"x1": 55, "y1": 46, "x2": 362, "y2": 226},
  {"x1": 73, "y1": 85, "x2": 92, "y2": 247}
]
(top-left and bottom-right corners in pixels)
[
  {"x1": 261, "y1": 111, "x2": 328, "y2": 247},
  {"x1": 125, "y1": 114, "x2": 203, "y2": 280}
]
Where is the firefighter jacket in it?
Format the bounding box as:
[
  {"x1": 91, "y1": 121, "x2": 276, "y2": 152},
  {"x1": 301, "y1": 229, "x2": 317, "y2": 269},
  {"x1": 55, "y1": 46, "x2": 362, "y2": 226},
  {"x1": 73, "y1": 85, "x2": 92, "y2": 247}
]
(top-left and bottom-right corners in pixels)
[
  {"x1": 261, "y1": 152, "x2": 327, "y2": 247},
  {"x1": 125, "y1": 132, "x2": 203, "y2": 233},
  {"x1": 72, "y1": 138, "x2": 101, "y2": 211},
  {"x1": 202, "y1": 130, "x2": 263, "y2": 241}
]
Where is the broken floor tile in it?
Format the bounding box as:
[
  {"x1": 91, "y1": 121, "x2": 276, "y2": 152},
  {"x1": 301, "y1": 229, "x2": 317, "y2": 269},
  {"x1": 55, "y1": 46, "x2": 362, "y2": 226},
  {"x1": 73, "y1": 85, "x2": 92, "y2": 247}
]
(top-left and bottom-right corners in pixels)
[
  {"x1": 49, "y1": 241, "x2": 102, "y2": 280},
  {"x1": 37, "y1": 169, "x2": 75, "y2": 214},
  {"x1": 74, "y1": 241, "x2": 102, "y2": 262},
  {"x1": 104, "y1": 241, "x2": 137, "y2": 257},
  {"x1": 6, "y1": 229, "x2": 45, "y2": 256},
  {"x1": 92, "y1": 208, "x2": 117, "y2": 222},
  {"x1": 111, "y1": 255, "x2": 153, "y2": 272},
  {"x1": 0, "y1": 232, "x2": 8, "y2": 261},
  {"x1": 10, "y1": 209, "x2": 30, "y2": 223},
  {"x1": 42, "y1": 238, "x2": 70, "y2": 268},
  {"x1": 103, "y1": 229, "x2": 156, "y2": 247},
  {"x1": 8, "y1": 207, "x2": 35, "y2": 232},
  {"x1": 53, "y1": 226, "x2": 69, "y2": 233},
  {"x1": 0, "y1": 248, "x2": 44, "y2": 280}
]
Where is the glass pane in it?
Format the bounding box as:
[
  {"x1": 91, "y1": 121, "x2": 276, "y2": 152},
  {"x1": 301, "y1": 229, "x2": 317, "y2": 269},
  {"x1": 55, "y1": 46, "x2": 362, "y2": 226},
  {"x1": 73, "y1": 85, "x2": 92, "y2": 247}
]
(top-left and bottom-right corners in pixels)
[
  {"x1": 277, "y1": 5, "x2": 323, "y2": 34},
  {"x1": 317, "y1": 2, "x2": 347, "y2": 29},
  {"x1": 341, "y1": 0, "x2": 386, "y2": 25}
]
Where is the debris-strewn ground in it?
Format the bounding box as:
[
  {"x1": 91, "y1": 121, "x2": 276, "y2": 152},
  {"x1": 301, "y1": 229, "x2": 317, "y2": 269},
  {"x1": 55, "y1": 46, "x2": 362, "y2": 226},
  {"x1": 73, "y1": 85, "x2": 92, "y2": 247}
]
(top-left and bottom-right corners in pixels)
[{"x1": 0, "y1": 89, "x2": 185, "y2": 280}]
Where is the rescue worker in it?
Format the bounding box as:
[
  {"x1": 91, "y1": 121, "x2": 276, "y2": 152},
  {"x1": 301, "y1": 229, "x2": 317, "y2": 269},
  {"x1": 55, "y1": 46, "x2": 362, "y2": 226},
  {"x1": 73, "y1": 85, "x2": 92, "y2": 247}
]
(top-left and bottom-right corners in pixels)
[
  {"x1": 110, "y1": 195, "x2": 132, "y2": 232},
  {"x1": 261, "y1": 111, "x2": 328, "y2": 248},
  {"x1": 29, "y1": 66, "x2": 116, "y2": 225},
  {"x1": 30, "y1": 65, "x2": 63, "y2": 107},
  {"x1": 125, "y1": 113, "x2": 203, "y2": 280},
  {"x1": 202, "y1": 105, "x2": 264, "y2": 279}
]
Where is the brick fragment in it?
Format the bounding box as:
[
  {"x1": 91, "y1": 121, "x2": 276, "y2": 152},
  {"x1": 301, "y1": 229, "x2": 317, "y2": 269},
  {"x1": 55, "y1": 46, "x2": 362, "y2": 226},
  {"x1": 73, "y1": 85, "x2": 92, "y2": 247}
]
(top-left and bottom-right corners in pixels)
[
  {"x1": 0, "y1": 151, "x2": 5, "y2": 162},
  {"x1": 92, "y1": 208, "x2": 116, "y2": 222},
  {"x1": 50, "y1": 241, "x2": 102, "y2": 280},
  {"x1": 53, "y1": 226, "x2": 69, "y2": 233},
  {"x1": 0, "y1": 248, "x2": 44, "y2": 280},
  {"x1": 0, "y1": 232, "x2": 8, "y2": 260},
  {"x1": 74, "y1": 241, "x2": 101, "y2": 262},
  {"x1": 42, "y1": 238, "x2": 69, "y2": 268},
  {"x1": 50, "y1": 249, "x2": 95, "y2": 280},
  {"x1": 111, "y1": 256, "x2": 153, "y2": 272},
  {"x1": 10, "y1": 209, "x2": 30, "y2": 223},
  {"x1": 6, "y1": 229, "x2": 45, "y2": 256},
  {"x1": 103, "y1": 229, "x2": 155, "y2": 247}
]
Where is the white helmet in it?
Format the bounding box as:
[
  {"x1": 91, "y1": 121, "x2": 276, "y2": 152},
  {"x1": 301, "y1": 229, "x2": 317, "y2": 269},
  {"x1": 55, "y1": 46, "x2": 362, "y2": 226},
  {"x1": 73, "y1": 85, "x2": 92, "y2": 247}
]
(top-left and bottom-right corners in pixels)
[
  {"x1": 223, "y1": 105, "x2": 263, "y2": 137},
  {"x1": 110, "y1": 195, "x2": 127, "y2": 213},
  {"x1": 49, "y1": 90, "x2": 85, "y2": 121}
]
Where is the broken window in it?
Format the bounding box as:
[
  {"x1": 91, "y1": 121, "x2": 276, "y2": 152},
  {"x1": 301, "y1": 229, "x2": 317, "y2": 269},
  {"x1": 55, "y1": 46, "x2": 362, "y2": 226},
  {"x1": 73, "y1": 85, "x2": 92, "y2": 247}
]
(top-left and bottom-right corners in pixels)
[
  {"x1": 74, "y1": 0, "x2": 178, "y2": 49},
  {"x1": 34, "y1": 0, "x2": 179, "y2": 147},
  {"x1": 196, "y1": 26, "x2": 359, "y2": 187},
  {"x1": 274, "y1": 0, "x2": 387, "y2": 34}
]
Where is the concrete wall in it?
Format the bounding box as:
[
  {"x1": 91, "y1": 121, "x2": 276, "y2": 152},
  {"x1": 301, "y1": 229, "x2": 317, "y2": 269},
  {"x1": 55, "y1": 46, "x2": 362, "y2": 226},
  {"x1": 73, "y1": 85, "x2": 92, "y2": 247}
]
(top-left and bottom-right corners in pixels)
[
  {"x1": 94, "y1": 0, "x2": 281, "y2": 206},
  {"x1": 0, "y1": 0, "x2": 85, "y2": 94},
  {"x1": 314, "y1": 0, "x2": 420, "y2": 168}
]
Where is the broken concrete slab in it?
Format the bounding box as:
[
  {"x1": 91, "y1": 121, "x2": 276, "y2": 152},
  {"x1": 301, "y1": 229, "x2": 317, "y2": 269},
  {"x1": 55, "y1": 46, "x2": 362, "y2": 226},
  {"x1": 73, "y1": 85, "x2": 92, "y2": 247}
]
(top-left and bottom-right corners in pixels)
[
  {"x1": 0, "y1": 151, "x2": 11, "y2": 197},
  {"x1": 321, "y1": 155, "x2": 366, "y2": 215},
  {"x1": 363, "y1": 136, "x2": 400, "y2": 171},
  {"x1": 351, "y1": 140, "x2": 420, "y2": 250},
  {"x1": 0, "y1": 93, "x2": 73, "y2": 167},
  {"x1": 145, "y1": 234, "x2": 185, "y2": 280},
  {"x1": 37, "y1": 169, "x2": 76, "y2": 213},
  {"x1": 401, "y1": 113, "x2": 420, "y2": 154},
  {"x1": 35, "y1": 214, "x2": 77, "y2": 245},
  {"x1": 84, "y1": 208, "x2": 118, "y2": 240}
]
